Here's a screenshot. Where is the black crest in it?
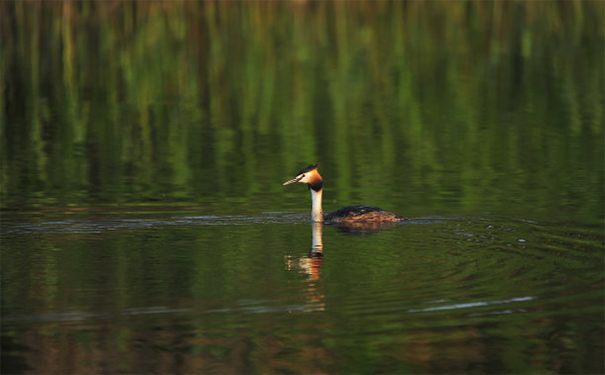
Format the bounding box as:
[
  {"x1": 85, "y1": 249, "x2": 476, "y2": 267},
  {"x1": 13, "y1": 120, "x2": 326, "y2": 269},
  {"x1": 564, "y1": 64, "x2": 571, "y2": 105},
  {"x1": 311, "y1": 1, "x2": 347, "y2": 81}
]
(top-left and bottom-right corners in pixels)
[{"x1": 297, "y1": 164, "x2": 318, "y2": 175}]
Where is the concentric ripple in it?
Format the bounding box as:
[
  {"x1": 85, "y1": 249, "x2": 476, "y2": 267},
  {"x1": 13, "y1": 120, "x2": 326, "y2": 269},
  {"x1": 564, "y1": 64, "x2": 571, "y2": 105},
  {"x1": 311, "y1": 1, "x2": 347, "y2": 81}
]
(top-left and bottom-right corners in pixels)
[{"x1": 1, "y1": 213, "x2": 603, "y2": 374}]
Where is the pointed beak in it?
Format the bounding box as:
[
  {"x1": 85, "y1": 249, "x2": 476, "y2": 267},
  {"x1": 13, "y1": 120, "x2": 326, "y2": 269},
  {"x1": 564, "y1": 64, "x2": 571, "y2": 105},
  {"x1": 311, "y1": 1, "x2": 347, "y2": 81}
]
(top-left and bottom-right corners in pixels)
[{"x1": 283, "y1": 175, "x2": 303, "y2": 185}]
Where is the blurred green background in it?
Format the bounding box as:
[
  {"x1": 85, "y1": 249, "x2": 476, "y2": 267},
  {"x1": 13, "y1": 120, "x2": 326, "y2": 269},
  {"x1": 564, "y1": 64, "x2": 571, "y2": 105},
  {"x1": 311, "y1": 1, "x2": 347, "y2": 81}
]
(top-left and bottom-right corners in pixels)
[
  {"x1": 1, "y1": 1, "x2": 603, "y2": 221},
  {"x1": 1, "y1": 3, "x2": 604, "y2": 374}
]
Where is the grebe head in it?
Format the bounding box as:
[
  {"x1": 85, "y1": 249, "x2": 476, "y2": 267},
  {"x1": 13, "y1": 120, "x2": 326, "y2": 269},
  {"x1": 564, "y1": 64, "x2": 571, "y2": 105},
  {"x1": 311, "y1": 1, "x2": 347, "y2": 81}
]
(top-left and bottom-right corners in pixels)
[
  {"x1": 284, "y1": 164, "x2": 324, "y2": 222},
  {"x1": 282, "y1": 164, "x2": 323, "y2": 192}
]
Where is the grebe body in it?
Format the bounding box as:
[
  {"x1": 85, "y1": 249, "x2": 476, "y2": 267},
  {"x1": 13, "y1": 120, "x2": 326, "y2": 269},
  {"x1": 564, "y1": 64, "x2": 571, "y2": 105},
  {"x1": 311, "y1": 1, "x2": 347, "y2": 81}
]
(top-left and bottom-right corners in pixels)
[
  {"x1": 323, "y1": 205, "x2": 404, "y2": 224},
  {"x1": 283, "y1": 164, "x2": 407, "y2": 224}
]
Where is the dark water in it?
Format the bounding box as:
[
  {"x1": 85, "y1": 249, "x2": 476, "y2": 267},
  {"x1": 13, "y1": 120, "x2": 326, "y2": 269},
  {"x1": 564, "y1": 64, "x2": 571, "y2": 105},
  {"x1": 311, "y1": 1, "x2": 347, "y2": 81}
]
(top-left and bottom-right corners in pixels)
[
  {"x1": 1, "y1": 1, "x2": 604, "y2": 374},
  {"x1": 1, "y1": 211, "x2": 603, "y2": 374}
]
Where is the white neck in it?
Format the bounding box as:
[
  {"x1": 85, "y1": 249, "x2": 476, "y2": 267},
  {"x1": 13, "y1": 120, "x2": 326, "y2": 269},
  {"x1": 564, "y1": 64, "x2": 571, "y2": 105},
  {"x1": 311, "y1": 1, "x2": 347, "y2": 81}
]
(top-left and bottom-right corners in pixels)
[{"x1": 310, "y1": 188, "x2": 324, "y2": 222}]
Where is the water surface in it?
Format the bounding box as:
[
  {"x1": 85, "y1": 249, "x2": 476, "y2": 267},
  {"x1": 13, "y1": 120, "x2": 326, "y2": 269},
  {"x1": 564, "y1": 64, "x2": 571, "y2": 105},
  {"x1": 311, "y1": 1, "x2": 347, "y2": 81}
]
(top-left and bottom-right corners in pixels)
[
  {"x1": 2, "y1": 209, "x2": 603, "y2": 374},
  {"x1": 1, "y1": 1, "x2": 604, "y2": 374}
]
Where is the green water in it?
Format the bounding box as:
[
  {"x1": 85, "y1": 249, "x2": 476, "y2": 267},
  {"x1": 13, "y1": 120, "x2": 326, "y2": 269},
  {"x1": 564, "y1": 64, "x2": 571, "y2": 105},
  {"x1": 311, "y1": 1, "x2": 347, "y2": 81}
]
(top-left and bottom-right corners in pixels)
[
  {"x1": 2, "y1": 214, "x2": 603, "y2": 374},
  {"x1": 1, "y1": 1, "x2": 604, "y2": 374}
]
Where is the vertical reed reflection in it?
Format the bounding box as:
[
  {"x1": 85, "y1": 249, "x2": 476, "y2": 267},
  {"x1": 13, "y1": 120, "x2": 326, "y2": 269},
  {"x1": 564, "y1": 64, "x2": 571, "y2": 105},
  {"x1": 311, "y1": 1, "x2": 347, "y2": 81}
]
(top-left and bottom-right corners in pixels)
[{"x1": 1, "y1": 1, "x2": 602, "y2": 218}]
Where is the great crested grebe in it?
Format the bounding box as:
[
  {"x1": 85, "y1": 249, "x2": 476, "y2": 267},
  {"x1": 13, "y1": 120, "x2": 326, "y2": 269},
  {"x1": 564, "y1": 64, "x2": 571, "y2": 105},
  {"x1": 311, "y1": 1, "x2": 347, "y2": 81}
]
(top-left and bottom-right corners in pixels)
[{"x1": 283, "y1": 164, "x2": 407, "y2": 224}]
